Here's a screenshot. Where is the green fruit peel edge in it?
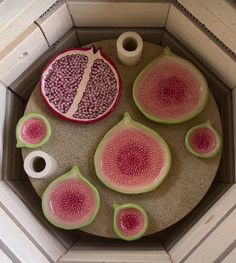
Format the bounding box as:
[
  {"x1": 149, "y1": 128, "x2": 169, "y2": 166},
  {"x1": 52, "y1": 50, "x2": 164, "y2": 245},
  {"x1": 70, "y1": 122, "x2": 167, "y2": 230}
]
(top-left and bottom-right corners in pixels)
[
  {"x1": 94, "y1": 112, "x2": 172, "y2": 194},
  {"x1": 42, "y1": 165, "x2": 100, "y2": 230},
  {"x1": 16, "y1": 112, "x2": 52, "y2": 148},
  {"x1": 133, "y1": 46, "x2": 209, "y2": 124},
  {"x1": 113, "y1": 203, "x2": 148, "y2": 241},
  {"x1": 185, "y1": 120, "x2": 222, "y2": 158}
]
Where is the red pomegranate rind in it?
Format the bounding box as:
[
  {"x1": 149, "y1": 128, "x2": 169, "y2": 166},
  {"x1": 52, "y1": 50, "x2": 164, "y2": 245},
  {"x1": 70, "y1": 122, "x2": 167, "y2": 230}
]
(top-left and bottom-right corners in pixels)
[
  {"x1": 16, "y1": 113, "x2": 51, "y2": 148},
  {"x1": 94, "y1": 113, "x2": 171, "y2": 194},
  {"x1": 21, "y1": 118, "x2": 47, "y2": 144},
  {"x1": 133, "y1": 47, "x2": 208, "y2": 124},
  {"x1": 42, "y1": 166, "x2": 100, "y2": 230},
  {"x1": 113, "y1": 203, "x2": 148, "y2": 241},
  {"x1": 189, "y1": 127, "x2": 217, "y2": 154},
  {"x1": 40, "y1": 47, "x2": 122, "y2": 123},
  {"x1": 117, "y1": 208, "x2": 145, "y2": 237}
]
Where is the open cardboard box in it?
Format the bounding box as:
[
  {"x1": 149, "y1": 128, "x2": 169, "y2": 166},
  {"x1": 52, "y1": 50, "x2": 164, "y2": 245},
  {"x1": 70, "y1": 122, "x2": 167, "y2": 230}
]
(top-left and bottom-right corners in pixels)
[{"x1": 0, "y1": 1, "x2": 235, "y2": 262}]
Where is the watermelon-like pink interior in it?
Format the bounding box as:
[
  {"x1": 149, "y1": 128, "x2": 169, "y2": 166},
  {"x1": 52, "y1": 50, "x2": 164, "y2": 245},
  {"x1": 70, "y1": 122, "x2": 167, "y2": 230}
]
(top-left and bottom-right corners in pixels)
[
  {"x1": 100, "y1": 127, "x2": 165, "y2": 191},
  {"x1": 189, "y1": 127, "x2": 217, "y2": 154},
  {"x1": 116, "y1": 208, "x2": 145, "y2": 237},
  {"x1": 135, "y1": 59, "x2": 204, "y2": 120},
  {"x1": 41, "y1": 48, "x2": 121, "y2": 123},
  {"x1": 21, "y1": 118, "x2": 47, "y2": 144},
  {"x1": 46, "y1": 178, "x2": 97, "y2": 226}
]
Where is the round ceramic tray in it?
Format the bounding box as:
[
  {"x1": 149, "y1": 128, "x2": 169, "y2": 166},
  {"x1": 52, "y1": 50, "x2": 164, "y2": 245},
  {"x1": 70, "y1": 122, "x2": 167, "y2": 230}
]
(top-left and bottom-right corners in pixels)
[{"x1": 22, "y1": 40, "x2": 222, "y2": 238}]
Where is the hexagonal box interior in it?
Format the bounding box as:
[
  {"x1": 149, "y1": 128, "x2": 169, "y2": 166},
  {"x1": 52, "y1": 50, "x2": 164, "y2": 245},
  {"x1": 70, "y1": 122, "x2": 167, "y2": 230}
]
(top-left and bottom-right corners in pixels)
[{"x1": 0, "y1": 1, "x2": 236, "y2": 262}]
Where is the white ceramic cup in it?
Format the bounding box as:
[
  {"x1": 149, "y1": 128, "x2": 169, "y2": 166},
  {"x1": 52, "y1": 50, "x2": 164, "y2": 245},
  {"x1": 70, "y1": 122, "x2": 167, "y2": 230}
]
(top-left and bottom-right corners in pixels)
[
  {"x1": 24, "y1": 150, "x2": 58, "y2": 179},
  {"x1": 116, "y1": 31, "x2": 143, "y2": 67}
]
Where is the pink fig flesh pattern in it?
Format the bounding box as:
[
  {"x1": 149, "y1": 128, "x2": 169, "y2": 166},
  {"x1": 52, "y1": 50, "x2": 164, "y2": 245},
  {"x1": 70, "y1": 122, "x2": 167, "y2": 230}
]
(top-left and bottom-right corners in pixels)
[
  {"x1": 47, "y1": 179, "x2": 96, "y2": 225},
  {"x1": 136, "y1": 60, "x2": 202, "y2": 119},
  {"x1": 189, "y1": 127, "x2": 217, "y2": 154},
  {"x1": 100, "y1": 128, "x2": 165, "y2": 190},
  {"x1": 44, "y1": 54, "x2": 88, "y2": 114},
  {"x1": 21, "y1": 118, "x2": 47, "y2": 144},
  {"x1": 73, "y1": 59, "x2": 118, "y2": 120},
  {"x1": 117, "y1": 208, "x2": 145, "y2": 237}
]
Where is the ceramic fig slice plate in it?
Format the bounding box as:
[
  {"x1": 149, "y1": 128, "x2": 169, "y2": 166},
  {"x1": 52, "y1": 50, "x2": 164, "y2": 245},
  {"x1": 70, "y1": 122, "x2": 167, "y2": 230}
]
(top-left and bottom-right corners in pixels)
[
  {"x1": 94, "y1": 113, "x2": 171, "y2": 194},
  {"x1": 133, "y1": 47, "x2": 209, "y2": 124}
]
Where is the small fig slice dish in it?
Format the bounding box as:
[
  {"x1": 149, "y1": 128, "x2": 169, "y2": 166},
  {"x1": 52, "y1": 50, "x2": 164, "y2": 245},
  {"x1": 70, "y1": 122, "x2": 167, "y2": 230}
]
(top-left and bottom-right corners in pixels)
[
  {"x1": 185, "y1": 121, "x2": 222, "y2": 158},
  {"x1": 133, "y1": 47, "x2": 209, "y2": 124},
  {"x1": 42, "y1": 166, "x2": 100, "y2": 230},
  {"x1": 94, "y1": 113, "x2": 171, "y2": 194},
  {"x1": 113, "y1": 203, "x2": 148, "y2": 241},
  {"x1": 40, "y1": 46, "x2": 121, "y2": 123},
  {"x1": 16, "y1": 113, "x2": 51, "y2": 148}
]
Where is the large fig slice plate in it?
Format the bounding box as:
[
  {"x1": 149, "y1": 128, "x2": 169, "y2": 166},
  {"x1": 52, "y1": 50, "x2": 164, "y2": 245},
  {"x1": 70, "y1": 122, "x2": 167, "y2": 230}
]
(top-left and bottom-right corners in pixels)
[
  {"x1": 94, "y1": 113, "x2": 171, "y2": 194},
  {"x1": 133, "y1": 47, "x2": 209, "y2": 124}
]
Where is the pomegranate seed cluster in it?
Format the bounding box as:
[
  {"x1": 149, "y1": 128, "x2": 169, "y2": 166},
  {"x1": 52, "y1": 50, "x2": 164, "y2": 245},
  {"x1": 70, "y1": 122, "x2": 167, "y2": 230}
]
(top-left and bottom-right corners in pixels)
[
  {"x1": 73, "y1": 59, "x2": 118, "y2": 120},
  {"x1": 44, "y1": 54, "x2": 88, "y2": 114}
]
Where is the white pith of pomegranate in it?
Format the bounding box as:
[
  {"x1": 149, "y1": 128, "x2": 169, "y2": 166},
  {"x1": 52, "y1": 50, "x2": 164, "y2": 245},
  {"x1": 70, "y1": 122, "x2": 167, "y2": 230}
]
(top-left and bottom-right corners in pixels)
[{"x1": 40, "y1": 47, "x2": 121, "y2": 123}]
